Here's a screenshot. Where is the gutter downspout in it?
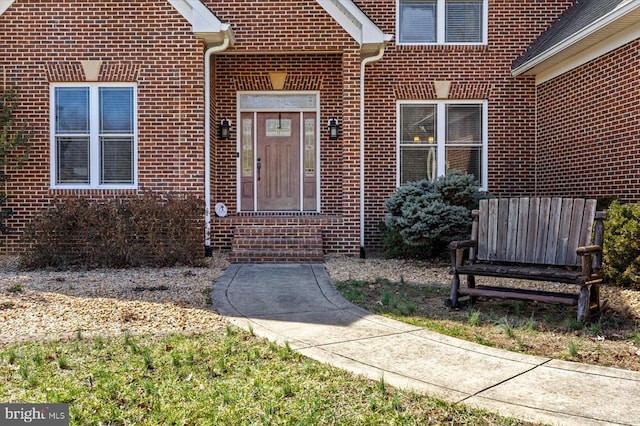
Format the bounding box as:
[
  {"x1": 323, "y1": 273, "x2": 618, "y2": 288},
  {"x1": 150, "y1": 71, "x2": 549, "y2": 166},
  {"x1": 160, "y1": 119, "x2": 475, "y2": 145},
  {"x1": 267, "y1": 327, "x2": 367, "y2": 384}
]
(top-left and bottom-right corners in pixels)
[
  {"x1": 204, "y1": 34, "x2": 230, "y2": 256},
  {"x1": 359, "y1": 45, "x2": 386, "y2": 259}
]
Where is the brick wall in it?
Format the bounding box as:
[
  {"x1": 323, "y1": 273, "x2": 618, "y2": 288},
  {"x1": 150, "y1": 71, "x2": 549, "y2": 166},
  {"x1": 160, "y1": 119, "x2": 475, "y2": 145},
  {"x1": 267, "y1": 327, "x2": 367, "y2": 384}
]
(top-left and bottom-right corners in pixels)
[
  {"x1": 356, "y1": 0, "x2": 574, "y2": 250},
  {"x1": 206, "y1": 0, "x2": 574, "y2": 254},
  {"x1": 536, "y1": 39, "x2": 640, "y2": 202},
  {"x1": 1, "y1": 0, "x2": 577, "y2": 255},
  {"x1": 205, "y1": 0, "x2": 362, "y2": 253},
  {"x1": 209, "y1": 53, "x2": 360, "y2": 252},
  {"x1": 0, "y1": 0, "x2": 206, "y2": 253}
]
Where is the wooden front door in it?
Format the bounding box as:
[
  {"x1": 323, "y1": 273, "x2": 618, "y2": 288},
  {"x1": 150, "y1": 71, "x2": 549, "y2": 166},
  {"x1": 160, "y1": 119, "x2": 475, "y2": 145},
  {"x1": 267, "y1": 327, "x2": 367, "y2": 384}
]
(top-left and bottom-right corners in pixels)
[{"x1": 256, "y1": 112, "x2": 300, "y2": 211}]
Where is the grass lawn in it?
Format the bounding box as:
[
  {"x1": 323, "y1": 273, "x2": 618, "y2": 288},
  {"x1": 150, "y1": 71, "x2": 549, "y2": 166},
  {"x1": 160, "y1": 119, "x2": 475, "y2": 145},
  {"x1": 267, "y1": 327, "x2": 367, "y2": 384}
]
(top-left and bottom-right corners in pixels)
[
  {"x1": 334, "y1": 277, "x2": 640, "y2": 371},
  {"x1": 0, "y1": 326, "x2": 537, "y2": 425}
]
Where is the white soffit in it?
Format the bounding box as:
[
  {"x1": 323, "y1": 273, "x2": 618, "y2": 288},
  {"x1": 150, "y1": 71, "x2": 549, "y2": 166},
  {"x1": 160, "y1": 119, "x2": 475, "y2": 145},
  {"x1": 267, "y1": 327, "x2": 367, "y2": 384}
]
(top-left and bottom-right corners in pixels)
[
  {"x1": 513, "y1": 0, "x2": 640, "y2": 83},
  {"x1": 316, "y1": 0, "x2": 392, "y2": 51},
  {"x1": 168, "y1": 0, "x2": 234, "y2": 46},
  {"x1": 0, "y1": 0, "x2": 15, "y2": 16}
]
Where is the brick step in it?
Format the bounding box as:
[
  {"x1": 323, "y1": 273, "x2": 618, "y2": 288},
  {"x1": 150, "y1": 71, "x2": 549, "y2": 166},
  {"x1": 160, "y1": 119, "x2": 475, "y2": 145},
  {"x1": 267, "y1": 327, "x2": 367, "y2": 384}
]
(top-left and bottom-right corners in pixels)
[
  {"x1": 229, "y1": 249, "x2": 324, "y2": 264},
  {"x1": 233, "y1": 226, "x2": 322, "y2": 237},
  {"x1": 232, "y1": 236, "x2": 322, "y2": 250},
  {"x1": 230, "y1": 226, "x2": 324, "y2": 264}
]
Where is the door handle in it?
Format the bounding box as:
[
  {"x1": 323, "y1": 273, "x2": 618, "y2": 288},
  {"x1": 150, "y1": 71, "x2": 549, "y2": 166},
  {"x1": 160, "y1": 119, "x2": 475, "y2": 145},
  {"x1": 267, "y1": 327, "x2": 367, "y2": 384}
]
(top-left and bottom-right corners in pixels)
[{"x1": 257, "y1": 157, "x2": 261, "y2": 181}]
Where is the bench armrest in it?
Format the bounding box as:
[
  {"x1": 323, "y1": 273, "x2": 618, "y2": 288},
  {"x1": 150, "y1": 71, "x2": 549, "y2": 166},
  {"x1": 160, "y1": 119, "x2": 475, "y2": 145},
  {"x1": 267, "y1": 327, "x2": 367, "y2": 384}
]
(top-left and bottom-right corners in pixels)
[
  {"x1": 449, "y1": 240, "x2": 477, "y2": 250},
  {"x1": 449, "y1": 240, "x2": 477, "y2": 268},
  {"x1": 577, "y1": 245, "x2": 603, "y2": 277},
  {"x1": 576, "y1": 245, "x2": 602, "y2": 255}
]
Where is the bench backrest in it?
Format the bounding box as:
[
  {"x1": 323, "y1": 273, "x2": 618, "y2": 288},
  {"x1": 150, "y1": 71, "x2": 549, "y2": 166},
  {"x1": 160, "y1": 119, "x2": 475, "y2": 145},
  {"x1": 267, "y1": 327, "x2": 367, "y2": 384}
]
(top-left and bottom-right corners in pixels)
[{"x1": 473, "y1": 197, "x2": 600, "y2": 266}]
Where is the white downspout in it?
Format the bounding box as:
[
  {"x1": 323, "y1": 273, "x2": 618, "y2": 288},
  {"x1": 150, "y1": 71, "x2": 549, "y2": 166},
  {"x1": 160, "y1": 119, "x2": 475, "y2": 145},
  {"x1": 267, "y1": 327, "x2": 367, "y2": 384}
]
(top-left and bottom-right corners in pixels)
[
  {"x1": 204, "y1": 35, "x2": 230, "y2": 255},
  {"x1": 359, "y1": 45, "x2": 385, "y2": 258}
]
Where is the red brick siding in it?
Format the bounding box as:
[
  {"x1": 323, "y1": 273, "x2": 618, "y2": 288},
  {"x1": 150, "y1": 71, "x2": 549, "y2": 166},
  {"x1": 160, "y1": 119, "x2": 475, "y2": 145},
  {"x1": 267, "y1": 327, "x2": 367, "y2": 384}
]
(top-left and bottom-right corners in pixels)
[
  {"x1": 536, "y1": 40, "x2": 640, "y2": 202},
  {"x1": 205, "y1": 0, "x2": 361, "y2": 253},
  {"x1": 1, "y1": 0, "x2": 577, "y2": 255},
  {"x1": 1, "y1": 0, "x2": 206, "y2": 253},
  {"x1": 357, "y1": 0, "x2": 573, "y2": 250},
  {"x1": 209, "y1": 53, "x2": 361, "y2": 252}
]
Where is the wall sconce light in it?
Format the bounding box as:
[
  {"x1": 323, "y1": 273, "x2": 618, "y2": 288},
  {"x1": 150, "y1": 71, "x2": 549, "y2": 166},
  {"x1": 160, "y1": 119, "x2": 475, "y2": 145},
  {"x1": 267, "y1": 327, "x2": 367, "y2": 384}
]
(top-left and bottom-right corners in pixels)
[
  {"x1": 219, "y1": 119, "x2": 231, "y2": 140},
  {"x1": 328, "y1": 118, "x2": 339, "y2": 140}
]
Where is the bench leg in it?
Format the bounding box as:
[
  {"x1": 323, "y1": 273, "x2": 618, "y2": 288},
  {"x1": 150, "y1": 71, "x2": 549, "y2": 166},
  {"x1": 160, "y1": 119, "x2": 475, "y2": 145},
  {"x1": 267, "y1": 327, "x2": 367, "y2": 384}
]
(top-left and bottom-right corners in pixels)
[
  {"x1": 577, "y1": 285, "x2": 590, "y2": 322},
  {"x1": 466, "y1": 274, "x2": 478, "y2": 304},
  {"x1": 467, "y1": 274, "x2": 476, "y2": 288},
  {"x1": 447, "y1": 272, "x2": 461, "y2": 308},
  {"x1": 590, "y1": 283, "x2": 600, "y2": 313}
]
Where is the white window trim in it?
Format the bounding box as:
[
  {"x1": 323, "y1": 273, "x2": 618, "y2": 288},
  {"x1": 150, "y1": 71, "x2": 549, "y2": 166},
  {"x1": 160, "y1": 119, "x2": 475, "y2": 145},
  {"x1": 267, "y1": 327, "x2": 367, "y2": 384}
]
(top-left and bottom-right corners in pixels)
[
  {"x1": 396, "y1": 0, "x2": 488, "y2": 46},
  {"x1": 396, "y1": 100, "x2": 488, "y2": 190},
  {"x1": 50, "y1": 82, "x2": 138, "y2": 190}
]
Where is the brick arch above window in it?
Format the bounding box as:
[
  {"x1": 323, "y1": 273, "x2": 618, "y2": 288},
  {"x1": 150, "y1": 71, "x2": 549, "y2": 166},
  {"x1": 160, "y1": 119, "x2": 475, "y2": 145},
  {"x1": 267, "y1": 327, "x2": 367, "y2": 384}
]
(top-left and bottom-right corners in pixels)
[
  {"x1": 393, "y1": 82, "x2": 491, "y2": 100},
  {"x1": 45, "y1": 62, "x2": 140, "y2": 83}
]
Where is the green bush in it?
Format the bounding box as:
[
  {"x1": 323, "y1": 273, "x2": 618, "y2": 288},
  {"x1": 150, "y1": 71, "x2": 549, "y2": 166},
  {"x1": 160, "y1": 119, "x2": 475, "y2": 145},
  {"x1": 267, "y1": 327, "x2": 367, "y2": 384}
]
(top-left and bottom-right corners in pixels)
[
  {"x1": 19, "y1": 192, "x2": 206, "y2": 269},
  {"x1": 382, "y1": 171, "x2": 481, "y2": 258},
  {"x1": 602, "y1": 200, "x2": 640, "y2": 289}
]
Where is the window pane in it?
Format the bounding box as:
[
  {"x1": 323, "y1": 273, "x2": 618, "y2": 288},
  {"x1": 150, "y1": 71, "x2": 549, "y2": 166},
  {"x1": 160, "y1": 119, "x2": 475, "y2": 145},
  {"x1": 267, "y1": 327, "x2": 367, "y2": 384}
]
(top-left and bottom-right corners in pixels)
[
  {"x1": 446, "y1": 105, "x2": 481, "y2": 144},
  {"x1": 100, "y1": 88, "x2": 133, "y2": 134},
  {"x1": 57, "y1": 137, "x2": 89, "y2": 184},
  {"x1": 399, "y1": 1, "x2": 436, "y2": 43},
  {"x1": 446, "y1": 146, "x2": 482, "y2": 183},
  {"x1": 55, "y1": 88, "x2": 89, "y2": 134},
  {"x1": 242, "y1": 118, "x2": 253, "y2": 177},
  {"x1": 401, "y1": 105, "x2": 436, "y2": 144},
  {"x1": 304, "y1": 118, "x2": 315, "y2": 176},
  {"x1": 400, "y1": 146, "x2": 437, "y2": 184},
  {"x1": 101, "y1": 137, "x2": 133, "y2": 184},
  {"x1": 445, "y1": 0, "x2": 483, "y2": 43}
]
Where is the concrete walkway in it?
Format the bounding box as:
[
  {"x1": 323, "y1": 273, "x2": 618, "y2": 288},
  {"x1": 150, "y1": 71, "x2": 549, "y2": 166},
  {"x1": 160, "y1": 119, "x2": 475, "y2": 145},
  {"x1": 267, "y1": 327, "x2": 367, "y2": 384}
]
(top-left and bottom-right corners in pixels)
[{"x1": 213, "y1": 264, "x2": 640, "y2": 426}]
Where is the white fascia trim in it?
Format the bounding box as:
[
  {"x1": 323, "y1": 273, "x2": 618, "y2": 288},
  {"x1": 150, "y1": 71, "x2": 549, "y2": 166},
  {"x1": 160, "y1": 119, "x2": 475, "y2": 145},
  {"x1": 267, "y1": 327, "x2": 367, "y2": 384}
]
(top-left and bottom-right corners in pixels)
[
  {"x1": 535, "y1": 21, "x2": 640, "y2": 84},
  {"x1": 513, "y1": 0, "x2": 640, "y2": 77},
  {"x1": 0, "y1": 0, "x2": 15, "y2": 15},
  {"x1": 168, "y1": 0, "x2": 232, "y2": 38},
  {"x1": 316, "y1": 0, "x2": 393, "y2": 46}
]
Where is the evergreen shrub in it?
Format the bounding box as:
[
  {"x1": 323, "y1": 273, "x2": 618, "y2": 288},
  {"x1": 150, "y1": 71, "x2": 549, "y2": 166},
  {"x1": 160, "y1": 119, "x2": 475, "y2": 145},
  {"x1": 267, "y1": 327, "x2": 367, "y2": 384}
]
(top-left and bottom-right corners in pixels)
[{"x1": 382, "y1": 171, "x2": 481, "y2": 258}]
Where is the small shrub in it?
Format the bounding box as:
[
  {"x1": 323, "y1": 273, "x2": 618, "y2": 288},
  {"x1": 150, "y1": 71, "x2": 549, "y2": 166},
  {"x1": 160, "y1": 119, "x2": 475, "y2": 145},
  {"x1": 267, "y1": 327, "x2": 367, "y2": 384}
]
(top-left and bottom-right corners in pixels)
[
  {"x1": 8, "y1": 283, "x2": 23, "y2": 293},
  {"x1": 0, "y1": 87, "x2": 32, "y2": 234},
  {"x1": 19, "y1": 192, "x2": 205, "y2": 269},
  {"x1": 602, "y1": 201, "x2": 640, "y2": 289},
  {"x1": 382, "y1": 171, "x2": 481, "y2": 258}
]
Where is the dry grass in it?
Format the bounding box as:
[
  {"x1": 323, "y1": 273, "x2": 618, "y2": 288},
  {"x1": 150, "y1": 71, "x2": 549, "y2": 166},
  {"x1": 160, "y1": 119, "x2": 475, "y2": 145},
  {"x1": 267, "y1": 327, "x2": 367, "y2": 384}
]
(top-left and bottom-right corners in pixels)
[{"x1": 326, "y1": 255, "x2": 640, "y2": 372}]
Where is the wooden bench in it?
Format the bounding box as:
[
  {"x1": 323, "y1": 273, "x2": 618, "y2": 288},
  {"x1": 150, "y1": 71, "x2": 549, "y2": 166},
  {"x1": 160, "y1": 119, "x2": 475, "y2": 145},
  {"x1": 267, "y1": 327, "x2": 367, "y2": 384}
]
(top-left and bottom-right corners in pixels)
[{"x1": 447, "y1": 197, "x2": 605, "y2": 321}]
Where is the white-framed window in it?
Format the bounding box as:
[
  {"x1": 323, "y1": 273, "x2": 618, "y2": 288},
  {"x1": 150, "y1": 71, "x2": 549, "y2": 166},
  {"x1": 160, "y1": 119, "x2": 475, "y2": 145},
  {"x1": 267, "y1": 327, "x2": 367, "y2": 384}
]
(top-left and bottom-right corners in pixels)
[
  {"x1": 51, "y1": 83, "x2": 137, "y2": 189},
  {"x1": 398, "y1": 101, "x2": 488, "y2": 189},
  {"x1": 397, "y1": 0, "x2": 487, "y2": 45}
]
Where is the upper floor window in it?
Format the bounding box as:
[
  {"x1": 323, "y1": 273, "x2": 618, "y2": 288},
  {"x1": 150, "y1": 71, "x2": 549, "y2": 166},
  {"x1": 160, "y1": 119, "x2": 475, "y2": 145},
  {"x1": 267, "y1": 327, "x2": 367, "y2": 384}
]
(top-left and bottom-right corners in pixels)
[
  {"x1": 398, "y1": 101, "x2": 487, "y2": 189},
  {"x1": 397, "y1": 0, "x2": 487, "y2": 45},
  {"x1": 51, "y1": 83, "x2": 137, "y2": 189}
]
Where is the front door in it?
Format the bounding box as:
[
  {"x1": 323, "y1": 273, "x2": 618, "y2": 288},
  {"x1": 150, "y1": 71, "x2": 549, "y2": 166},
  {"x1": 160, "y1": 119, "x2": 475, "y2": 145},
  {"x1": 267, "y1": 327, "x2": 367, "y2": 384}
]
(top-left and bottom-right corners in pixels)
[
  {"x1": 257, "y1": 112, "x2": 300, "y2": 211},
  {"x1": 239, "y1": 108, "x2": 318, "y2": 212}
]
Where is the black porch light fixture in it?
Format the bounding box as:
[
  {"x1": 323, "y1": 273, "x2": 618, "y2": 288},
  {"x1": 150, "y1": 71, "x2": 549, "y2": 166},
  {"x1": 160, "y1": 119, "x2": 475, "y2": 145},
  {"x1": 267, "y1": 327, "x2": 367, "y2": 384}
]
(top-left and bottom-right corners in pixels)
[
  {"x1": 327, "y1": 118, "x2": 339, "y2": 140},
  {"x1": 219, "y1": 119, "x2": 231, "y2": 140}
]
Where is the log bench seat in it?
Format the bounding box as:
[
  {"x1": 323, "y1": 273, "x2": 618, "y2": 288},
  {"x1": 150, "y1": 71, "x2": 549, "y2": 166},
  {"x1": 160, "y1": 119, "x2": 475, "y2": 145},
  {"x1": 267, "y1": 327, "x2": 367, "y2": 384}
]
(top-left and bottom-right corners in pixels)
[{"x1": 447, "y1": 197, "x2": 605, "y2": 322}]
